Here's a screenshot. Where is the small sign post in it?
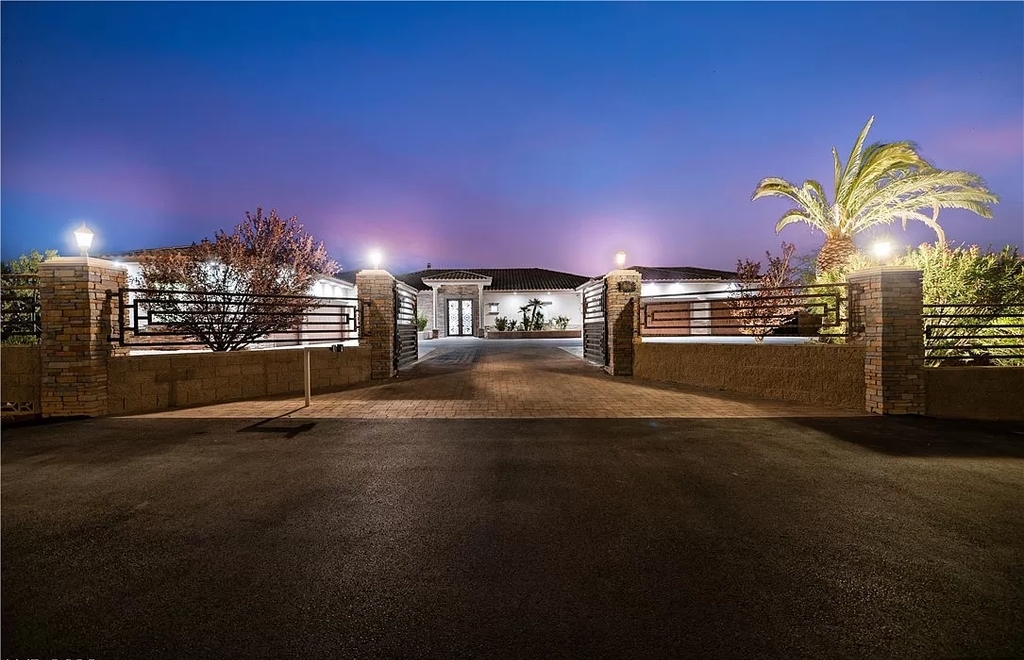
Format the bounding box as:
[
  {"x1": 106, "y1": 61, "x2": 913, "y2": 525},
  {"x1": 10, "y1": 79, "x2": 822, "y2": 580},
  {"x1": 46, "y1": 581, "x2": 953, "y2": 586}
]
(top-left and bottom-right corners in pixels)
[{"x1": 303, "y1": 346, "x2": 311, "y2": 407}]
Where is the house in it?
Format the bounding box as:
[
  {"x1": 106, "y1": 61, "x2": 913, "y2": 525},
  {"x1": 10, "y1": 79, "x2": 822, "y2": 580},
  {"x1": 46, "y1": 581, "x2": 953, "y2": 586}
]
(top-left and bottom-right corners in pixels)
[
  {"x1": 109, "y1": 247, "x2": 740, "y2": 342},
  {"x1": 626, "y1": 265, "x2": 742, "y2": 337},
  {"x1": 341, "y1": 268, "x2": 593, "y2": 338}
]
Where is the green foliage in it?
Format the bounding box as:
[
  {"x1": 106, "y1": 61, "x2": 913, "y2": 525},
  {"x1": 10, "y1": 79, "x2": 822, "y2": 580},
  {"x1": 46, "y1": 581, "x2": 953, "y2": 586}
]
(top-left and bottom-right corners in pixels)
[
  {"x1": 819, "y1": 243, "x2": 1024, "y2": 363},
  {"x1": 553, "y1": 315, "x2": 571, "y2": 330},
  {"x1": 752, "y1": 116, "x2": 998, "y2": 272},
  {"x1": 1, "y1": 249, "x2": 56, "y2": 344},
  {"x1": 493, "y1": 316, "x2": 511, "y2": 331},
  {"x1": 1, "y1": 249, "x2": 58, "y2": 275},
  {"x1": 416, "y1": 313, "x2": 429, "y2": 332}
]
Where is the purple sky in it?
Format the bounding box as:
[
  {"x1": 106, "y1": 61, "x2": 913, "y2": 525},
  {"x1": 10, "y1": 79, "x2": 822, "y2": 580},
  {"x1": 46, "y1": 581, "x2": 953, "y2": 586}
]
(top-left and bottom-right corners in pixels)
[{"x1": 2, "y1": 2, "x2": 1022, "y2": 276}]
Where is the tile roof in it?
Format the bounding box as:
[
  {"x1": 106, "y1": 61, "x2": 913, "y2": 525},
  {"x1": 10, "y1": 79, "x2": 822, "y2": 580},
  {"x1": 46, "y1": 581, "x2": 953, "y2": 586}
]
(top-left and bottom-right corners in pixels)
[
  {"x1": 422, "y1": 270, "x2": 492, "y2": 282},
  {"x1": 101, "y1": 246, "x2": 197, "y2": 259},
  {"x1": 395, "y1": 268, "x2": 593, "y2": 292},
  {"x1": 629, "y1": 265, "x2": 738, "y2": 281}
]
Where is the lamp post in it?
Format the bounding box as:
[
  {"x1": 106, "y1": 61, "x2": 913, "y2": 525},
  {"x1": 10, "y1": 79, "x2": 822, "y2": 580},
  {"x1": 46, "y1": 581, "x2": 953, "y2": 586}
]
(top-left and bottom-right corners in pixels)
[
  {"x1": 369, "y1": 249, "x2": 383, "y2": 270},
  {"x1": 615, "y1": 250, "x2": 626, "y2": 269},
  {"x1": 74, "y1": 224, "x2": 94, "y2": 257}
]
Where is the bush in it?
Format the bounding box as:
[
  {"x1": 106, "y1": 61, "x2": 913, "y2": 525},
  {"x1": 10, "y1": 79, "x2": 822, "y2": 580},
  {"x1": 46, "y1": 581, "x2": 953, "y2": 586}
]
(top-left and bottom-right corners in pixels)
[
  {"x1": 553, "y1": 315, "x2": 570, "y2": 330},
  {"x1": 416, "y1": 313, "x2": 428, "y2": 332}
]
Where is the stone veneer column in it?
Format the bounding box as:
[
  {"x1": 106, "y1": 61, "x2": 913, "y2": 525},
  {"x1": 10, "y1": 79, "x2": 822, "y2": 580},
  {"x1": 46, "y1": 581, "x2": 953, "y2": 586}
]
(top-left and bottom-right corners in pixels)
[
  {"x1": 356, "y1": 269, "x2": 397, "y2": 380},
  {"x1": 603, "y1": 269, "x2": 642, "y2": 376},
  {"x1": 37, "y1": 257, "x2": 127, "y2": 417},
  {"x1": 847, "y1": 266, "x2": 925, "y2": 415}
]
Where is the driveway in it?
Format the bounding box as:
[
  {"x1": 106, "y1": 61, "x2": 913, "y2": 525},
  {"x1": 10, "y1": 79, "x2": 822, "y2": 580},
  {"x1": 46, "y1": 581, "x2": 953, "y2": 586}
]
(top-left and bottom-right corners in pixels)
[
  {"x1": 2, "y1": 341, "x2": 1023, "y2": 658},
  {"x1": 125, "y1": 338, "x2": 862, "y2": 420}
]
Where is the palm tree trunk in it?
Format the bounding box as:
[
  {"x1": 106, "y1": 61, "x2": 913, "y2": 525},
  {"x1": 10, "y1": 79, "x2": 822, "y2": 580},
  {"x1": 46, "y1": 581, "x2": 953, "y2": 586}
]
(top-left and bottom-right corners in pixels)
[{"x1": 816, "y1": 235, "x2": 858, "y2": 274}]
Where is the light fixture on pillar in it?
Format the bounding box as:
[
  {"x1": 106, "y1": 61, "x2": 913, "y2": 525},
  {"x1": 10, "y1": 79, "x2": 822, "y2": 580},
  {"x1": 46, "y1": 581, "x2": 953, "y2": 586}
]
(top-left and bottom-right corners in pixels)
[
  {"x1": 74, "y1": 223, "x2": 94, "y2": 257},
  {"x1": 871, "y1": 239, "x2": 893, "y2": 263},
  {"x1": 615, "y1": 250, "x2": 627, "y2": 269},
  {"x1": 369, "y1": 248, "x2": 383, "y2": 270}
]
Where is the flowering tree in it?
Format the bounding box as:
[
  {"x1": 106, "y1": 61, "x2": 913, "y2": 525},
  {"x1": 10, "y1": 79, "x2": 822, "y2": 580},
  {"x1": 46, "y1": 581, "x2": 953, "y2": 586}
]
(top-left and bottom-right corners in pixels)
[
  {"x1": 137, "y1": 207, "x2": 338, "y2": 351},
  {"x1": 727, "y1": 242, "x2": 802, "y2": 342}
]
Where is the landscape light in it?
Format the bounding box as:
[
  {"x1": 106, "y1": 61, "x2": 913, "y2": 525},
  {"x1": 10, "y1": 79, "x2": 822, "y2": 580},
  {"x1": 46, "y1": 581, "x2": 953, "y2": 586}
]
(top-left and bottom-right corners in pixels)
[
  {"x1": 615, "y1": 250, "x2": 627, "y2": 268},
  {"x1": 369, "y1": 249, "x2": 383, "y2": 270},
  {"x1": 74, "y1": 223, "x2": 94, "y2": 257},
  {"x1": 872, "y1": 240, "x2": 893, "y2": 262}
]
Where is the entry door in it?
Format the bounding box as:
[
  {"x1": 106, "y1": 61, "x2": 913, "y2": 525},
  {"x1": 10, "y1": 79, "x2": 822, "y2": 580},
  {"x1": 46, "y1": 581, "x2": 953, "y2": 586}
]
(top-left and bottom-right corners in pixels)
[{"x1": 447, "y1": 299, "x2": 473, "y2": 336}]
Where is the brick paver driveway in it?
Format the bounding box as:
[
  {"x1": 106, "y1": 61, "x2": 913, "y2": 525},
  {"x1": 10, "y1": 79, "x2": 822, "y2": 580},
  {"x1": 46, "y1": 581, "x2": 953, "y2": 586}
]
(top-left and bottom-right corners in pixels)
[{"x1": 127, "y1": 338, "x2": 862, "y2": 419}]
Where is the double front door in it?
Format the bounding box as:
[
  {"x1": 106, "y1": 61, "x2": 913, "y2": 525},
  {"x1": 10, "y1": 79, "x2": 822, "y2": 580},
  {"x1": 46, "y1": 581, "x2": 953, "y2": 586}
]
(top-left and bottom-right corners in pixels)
[{"x1": 447, "y1": 299, "x2": 473, "y2": 336}]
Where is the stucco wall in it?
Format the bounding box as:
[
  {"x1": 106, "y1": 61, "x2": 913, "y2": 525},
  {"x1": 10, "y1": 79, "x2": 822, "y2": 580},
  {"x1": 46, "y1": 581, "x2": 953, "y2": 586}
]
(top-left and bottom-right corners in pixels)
[
  {"x1": 482, "y1": 291, "x2": 582, "y2": 329},
  {"x1": 634, "y1": 342, "x2": 866, "y2": 410},
  {"x1": 1, "y1": 345, "x2": 42, "y2": 417},
  {"x1": 107, "y1": 346, "x2": 371, "y2": 415},
  {"x1": 924, "y1": 367, "x2": 1024, "y2": 421},
  {"x1": 640, "y1": 281, "x2": 735, "y2": 297}
]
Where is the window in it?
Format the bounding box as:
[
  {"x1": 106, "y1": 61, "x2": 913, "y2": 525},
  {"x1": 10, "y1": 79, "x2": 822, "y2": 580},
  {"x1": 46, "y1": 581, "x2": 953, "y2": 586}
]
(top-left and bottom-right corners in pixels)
[{"x1": 487, "y1": 302, "x2": 500, "y2": 315}]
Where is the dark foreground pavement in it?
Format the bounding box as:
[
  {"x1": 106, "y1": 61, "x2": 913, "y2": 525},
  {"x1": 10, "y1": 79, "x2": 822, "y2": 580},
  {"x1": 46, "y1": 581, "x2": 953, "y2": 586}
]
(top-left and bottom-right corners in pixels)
[{"x1": 2, "y1": 415, "x2": 1023, "y2": 659}]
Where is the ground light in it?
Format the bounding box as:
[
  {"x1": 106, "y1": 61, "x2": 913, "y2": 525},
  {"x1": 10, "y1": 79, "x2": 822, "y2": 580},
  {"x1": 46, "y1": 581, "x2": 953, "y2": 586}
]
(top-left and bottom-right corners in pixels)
[{"x1": 74, "y1": 223, "x2": 94, "y2": 257}]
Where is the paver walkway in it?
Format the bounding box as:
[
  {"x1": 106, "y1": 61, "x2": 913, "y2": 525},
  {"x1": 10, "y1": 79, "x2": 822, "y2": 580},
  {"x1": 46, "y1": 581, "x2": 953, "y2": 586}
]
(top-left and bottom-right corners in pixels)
[{"x1": 126, "y1": 339, "x2": 863, "y2": 419}]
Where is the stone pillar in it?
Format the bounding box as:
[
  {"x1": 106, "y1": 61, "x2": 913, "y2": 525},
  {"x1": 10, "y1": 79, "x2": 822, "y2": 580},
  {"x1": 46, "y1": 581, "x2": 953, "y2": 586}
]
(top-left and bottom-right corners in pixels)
[
  {"x1": 37, "y1": 257, "x2": 127, "y2": 417},
  {"x1": 356, "y1": 269, "x2": 397, "y2": 380},
  {"x1": 847, "y1": 266, "x2": 926, "y2": 415},
  {"x1": 603, "y1": 269, "x2": 642, "y2": 376}
]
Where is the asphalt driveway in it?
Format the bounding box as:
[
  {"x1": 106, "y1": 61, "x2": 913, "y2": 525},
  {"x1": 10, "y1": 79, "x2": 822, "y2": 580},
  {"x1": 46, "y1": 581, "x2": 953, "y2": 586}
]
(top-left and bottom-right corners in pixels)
[{"x1": 3, "y1": 412, "x2": 1023, "y2": 659}]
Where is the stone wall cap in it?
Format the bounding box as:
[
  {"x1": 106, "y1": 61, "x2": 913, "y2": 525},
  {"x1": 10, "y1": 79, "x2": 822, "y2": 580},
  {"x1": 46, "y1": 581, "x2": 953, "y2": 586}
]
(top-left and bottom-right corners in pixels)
[
  {"x1": 846, "y1": 266, "x2": 923, "y2": 279},
  {"x1": 38, "y1": 256, "x2": 128, "y2": 270}
]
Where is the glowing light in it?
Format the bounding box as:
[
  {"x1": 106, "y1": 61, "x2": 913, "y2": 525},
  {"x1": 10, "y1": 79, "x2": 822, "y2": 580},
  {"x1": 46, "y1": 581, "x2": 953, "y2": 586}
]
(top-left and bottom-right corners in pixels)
[
  {"x1": 74, "y1": 223, "x2": 94, "y2": 257},
  {"x1": 369, "y1": 248, "x2": 383, "y2": 270},
  {"x1": 615, "y1": 250, "x2": 627, "y2": 268},
  {"x1": 872, "y1": 240, "x2": 893, "y2": 261}
]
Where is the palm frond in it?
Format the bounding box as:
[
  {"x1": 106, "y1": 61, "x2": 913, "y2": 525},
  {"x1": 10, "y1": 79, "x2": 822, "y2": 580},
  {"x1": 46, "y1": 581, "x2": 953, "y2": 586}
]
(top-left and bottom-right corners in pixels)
[
  {"x1": 751, "y1": 177, "x2": 802, "y2": 204},
  {"x1": 835, "y1": 116, "x2": 875, "y2": 205},
  {"x1": 774, "y1": 209, "x2": 822, "y2": 232},
  {"x1": 832, "y1": 146, "x2": 843, "y2": 196}
]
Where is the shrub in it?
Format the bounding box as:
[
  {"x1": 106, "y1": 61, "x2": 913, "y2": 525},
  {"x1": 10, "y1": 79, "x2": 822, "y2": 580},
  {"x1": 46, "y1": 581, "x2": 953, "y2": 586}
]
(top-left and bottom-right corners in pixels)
[{"x1": 554, "y1": 315, "x2": 570, "y2": 330}]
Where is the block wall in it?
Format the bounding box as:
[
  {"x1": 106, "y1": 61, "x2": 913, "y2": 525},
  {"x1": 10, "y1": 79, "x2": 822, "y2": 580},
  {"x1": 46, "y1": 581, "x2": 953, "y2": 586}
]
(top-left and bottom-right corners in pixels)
[{"x1": 107, "y1": 346, "x2": 371, "y2": 415}]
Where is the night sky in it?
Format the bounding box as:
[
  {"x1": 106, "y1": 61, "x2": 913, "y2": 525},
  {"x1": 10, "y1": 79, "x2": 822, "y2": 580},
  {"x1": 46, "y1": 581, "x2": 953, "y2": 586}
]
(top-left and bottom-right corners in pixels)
[{"x1": 2, "y1": 2, "x2": 1022, "y2": 275}]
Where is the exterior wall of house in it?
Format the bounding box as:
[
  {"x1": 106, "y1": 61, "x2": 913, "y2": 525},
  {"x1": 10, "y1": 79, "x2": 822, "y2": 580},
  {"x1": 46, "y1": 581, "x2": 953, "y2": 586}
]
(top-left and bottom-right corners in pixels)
[
  {"x1": 641, "y1": 280, "x2": 736, "y2": 298},
  {"x1": 107, "y1": 346, "x2": 371, "y2": 415},
  {"x1": 417, "y1": 291, "x2": 434, "y2": 331},
  {"x1": 482, "y1": 291, "x2": 582, "y2": 329}
]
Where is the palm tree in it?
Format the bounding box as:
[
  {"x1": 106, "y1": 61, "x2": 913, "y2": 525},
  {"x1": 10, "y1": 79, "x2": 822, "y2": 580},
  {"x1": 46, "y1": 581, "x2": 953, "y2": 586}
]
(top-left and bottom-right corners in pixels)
[
  {"x1": 752, "y1": 116, "x2": 998, "y2": 273},
  {"x1": 525, "y1": 297, "x2": 552, "y2": 330}
]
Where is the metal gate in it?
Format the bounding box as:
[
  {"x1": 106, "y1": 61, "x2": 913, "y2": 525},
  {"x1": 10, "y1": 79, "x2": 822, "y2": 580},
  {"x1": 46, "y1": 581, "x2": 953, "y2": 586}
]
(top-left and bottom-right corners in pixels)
[
  {"x1": 582, "y1": 279, "x2": 607, "y2": 365},
  {"x1": 394, "y1": 282, "x2": 419, "y2": 369}
]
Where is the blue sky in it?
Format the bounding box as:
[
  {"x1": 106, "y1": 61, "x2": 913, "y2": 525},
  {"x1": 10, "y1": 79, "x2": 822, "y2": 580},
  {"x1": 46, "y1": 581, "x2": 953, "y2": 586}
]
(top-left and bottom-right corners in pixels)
[{"x1": 2, "y1": 2, "x2": 1021, "y2": 275}]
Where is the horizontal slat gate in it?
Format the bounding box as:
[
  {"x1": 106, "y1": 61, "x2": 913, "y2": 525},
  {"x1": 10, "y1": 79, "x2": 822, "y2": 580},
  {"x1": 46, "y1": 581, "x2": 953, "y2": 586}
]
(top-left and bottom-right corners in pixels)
[
  {"x1": 394, "y1": 282, "x2": 418, "y2": 369},
  {"x1": 582, "y1": 280, "x2": 607, "y2": 366}
]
